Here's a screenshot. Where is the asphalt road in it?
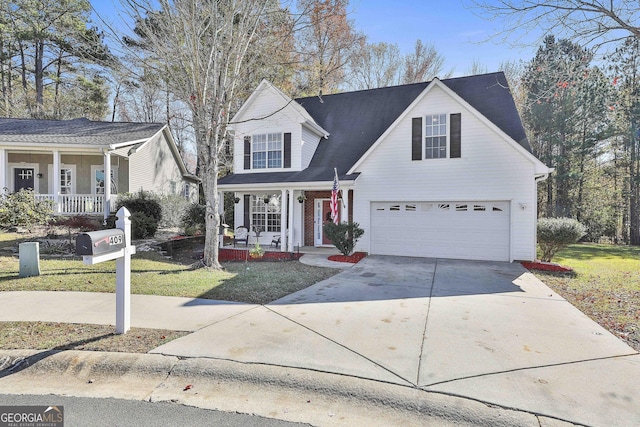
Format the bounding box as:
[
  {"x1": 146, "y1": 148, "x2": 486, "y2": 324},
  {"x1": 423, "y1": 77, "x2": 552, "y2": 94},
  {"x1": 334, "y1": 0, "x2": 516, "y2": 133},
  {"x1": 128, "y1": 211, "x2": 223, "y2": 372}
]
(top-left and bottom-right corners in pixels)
[{"x1": 0, "y1": 394, "x2": 309, "y2": 427}]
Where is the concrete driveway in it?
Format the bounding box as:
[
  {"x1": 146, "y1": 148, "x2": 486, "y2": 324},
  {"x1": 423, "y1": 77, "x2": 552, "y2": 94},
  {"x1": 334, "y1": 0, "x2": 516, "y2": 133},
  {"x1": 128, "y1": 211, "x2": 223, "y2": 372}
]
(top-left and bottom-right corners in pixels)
[{"x1": 151, "y1": 255, "x2": 640, "y2": 426}]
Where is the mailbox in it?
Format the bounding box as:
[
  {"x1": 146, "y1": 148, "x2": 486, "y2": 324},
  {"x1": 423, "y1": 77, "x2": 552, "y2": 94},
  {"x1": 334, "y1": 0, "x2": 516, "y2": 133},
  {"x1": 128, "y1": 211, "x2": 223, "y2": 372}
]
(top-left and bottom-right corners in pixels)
[{"x1": 76, "y1": 229, "x2": 126, "y2": 256}]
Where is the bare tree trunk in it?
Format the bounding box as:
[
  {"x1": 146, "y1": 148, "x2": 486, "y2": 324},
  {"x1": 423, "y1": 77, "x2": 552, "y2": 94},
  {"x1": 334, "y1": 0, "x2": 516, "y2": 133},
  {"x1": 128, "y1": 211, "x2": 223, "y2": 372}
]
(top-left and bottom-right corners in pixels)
[
  {"x1": 195, "y1": 116, "x2": 221, "y2": 269},
  {"x1": 53, "y1": 50, "x2": 63, "y2": 119},
  {"x1": 630, "y1": 122, "x2": 640, "y2": 245},
  {"x1": 18, "y1": 40, "x2": 31, "y2": 116},
  {"x1": 0, "y1": 38, "x2": 7, "y2": 116},
  {"x1": 34, "y1": 39, "x2": 44, "y2": 118},
  {"x1": 111, "y1": 83, "x2": 121, "y2": 122},
  {"x1": 545, "y1": 132, "x2": 554, "y2": 217},
  {"x1": 575, "y1": 124, "x2": 587, "y2": 222}
]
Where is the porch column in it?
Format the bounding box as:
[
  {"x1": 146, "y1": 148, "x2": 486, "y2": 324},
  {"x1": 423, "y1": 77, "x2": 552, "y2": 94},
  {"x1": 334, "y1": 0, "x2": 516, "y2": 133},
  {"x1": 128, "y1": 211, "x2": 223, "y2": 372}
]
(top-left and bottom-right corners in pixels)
[
  {"x1": 52, "y1": 150, "x2": 61, "y2": 213},
  {"x1": 280, "y1": 189, "x2": 287, "y2": 252},
  {"x1": 0, "y1": 148, "x2": 6, "y2": 194},
  {"x1": 288, "y1": 189, "x2": 295, "y2": 252},
  {"x1": 218, "y1": 191, "x2": 224, "y2": 248},
  {"x1": 103, "y1": 150, "x2": 111, "y2": 221}
]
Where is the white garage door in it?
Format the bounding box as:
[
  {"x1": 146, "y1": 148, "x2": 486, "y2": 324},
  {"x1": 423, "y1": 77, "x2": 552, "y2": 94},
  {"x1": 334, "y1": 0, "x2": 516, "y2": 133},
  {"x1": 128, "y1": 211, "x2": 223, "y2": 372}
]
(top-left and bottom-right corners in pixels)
[{"x1": 370, "y1": 201, "x2": 510, "y2": 261}]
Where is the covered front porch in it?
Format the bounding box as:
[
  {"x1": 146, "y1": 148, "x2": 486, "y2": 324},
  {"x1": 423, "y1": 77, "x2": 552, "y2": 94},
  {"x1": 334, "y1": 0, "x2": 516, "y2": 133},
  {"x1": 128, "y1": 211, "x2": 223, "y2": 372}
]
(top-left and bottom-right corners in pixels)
[
  {"x1": 0, "y1": 147, "x2": 125, "y2": 218},
  {"x1": 218, "y1": 183, "x2": 353, "y2": 253}
]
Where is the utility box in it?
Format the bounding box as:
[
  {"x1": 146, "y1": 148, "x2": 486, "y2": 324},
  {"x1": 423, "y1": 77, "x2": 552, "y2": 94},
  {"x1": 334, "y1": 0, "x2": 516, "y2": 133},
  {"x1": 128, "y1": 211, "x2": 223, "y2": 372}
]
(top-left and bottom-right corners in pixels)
[
  {"x1": 76, "y1": 229, "x2": 126, "y2": 256},
  {"x1": 19, "y1": 242, "x2": 40, "y2": 278}
]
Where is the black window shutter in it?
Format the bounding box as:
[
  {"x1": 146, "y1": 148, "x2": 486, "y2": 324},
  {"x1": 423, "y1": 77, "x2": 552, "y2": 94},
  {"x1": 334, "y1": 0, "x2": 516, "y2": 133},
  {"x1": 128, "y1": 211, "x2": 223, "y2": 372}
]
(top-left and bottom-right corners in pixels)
[
  {"x1": 412, "y1": 117, "x2": 422, "y2": 160},
  {"x1": 284, "y1": 132, "x2": 291, "y2": 168},
  {"x1": 243, "y1": 195, "x2": 251, "y2": 228},
  {"x1": 450, "y1": 113, "x2": 461, "y2": 158},
  {"x1": 243, "y1": 136, "x2": 251, "y2": 170}
]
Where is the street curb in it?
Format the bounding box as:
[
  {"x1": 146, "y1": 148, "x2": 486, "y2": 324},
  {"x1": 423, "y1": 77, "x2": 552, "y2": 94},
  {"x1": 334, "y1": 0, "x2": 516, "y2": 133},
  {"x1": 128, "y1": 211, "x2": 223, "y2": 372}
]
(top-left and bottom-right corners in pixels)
[{"x1": 0, "y1": 349, "x2": 578, "y2": 426}]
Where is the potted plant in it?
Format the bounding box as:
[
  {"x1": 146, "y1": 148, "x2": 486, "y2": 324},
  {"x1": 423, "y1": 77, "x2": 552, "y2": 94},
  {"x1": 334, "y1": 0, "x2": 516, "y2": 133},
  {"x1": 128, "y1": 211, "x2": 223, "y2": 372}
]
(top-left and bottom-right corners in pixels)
[
  {"x1": 297, "y1": 193, "x2": 306, "y2": 203},
  {"x1": 249, "y1": 241, "x2": 265, "y2": 258},
  {"x1": 234, "y1": 197, "x2": 240, "y2": 204},
  {"x1": 263, "y1": 195, "x2": 271, "y2": 204}
]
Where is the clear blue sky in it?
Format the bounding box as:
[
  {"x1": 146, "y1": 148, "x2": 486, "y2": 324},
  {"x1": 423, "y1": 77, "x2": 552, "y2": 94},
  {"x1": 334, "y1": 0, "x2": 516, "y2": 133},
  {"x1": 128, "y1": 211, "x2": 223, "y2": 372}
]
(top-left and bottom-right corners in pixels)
[
  {"x1": 349, "y1": 0, "x2": 538, "y2": 76},
  {"x1": 91, "y1": 0, "x2": 540, "y2": 77}
]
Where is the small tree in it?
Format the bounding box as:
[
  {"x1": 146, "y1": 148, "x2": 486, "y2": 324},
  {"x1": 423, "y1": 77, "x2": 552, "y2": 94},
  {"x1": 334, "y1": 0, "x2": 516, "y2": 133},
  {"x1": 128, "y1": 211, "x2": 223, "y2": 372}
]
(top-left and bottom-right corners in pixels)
[
  {"x1": 0, "y1": 189, "x2": 54, "y2": 231},
  {"x1": 537, "y1": 217, "x2": 586, "y2": 262},
  {"x1": 323, "y1": 221, "x2": 364, "y2": 256}
]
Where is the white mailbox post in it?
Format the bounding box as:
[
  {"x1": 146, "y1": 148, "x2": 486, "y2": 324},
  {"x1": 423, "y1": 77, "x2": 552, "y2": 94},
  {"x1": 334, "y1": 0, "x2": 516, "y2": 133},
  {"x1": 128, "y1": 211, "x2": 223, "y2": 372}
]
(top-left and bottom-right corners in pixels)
[{"x1": 76, "y1": 207, "x2": 136, "y2": 334}]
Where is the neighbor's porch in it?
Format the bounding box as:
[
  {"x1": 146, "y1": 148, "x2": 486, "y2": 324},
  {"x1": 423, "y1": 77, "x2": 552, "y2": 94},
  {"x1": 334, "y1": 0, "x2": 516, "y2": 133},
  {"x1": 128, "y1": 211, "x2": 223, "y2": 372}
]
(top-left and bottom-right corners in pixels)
[{"x1": 1, "y1": 147, "x2": 127, "y2": 218}]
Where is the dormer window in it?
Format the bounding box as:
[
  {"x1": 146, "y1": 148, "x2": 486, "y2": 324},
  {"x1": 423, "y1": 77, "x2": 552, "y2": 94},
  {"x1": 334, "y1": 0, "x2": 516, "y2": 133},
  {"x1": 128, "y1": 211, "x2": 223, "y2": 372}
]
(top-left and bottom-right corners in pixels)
[
  {"x1": 244, "y1": 132, "x2": 291, "y2": 170},
  {"x1": 253, "y1": 133, "x2": 282, "y2": 169}
]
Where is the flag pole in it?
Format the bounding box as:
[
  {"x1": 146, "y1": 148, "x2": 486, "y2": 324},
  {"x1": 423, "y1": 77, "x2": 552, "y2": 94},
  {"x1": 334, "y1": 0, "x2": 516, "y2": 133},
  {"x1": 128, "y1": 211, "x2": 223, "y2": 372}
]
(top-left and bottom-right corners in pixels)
[{"x1": 334, "y1": 168, "x2": 347, "y2": 211}]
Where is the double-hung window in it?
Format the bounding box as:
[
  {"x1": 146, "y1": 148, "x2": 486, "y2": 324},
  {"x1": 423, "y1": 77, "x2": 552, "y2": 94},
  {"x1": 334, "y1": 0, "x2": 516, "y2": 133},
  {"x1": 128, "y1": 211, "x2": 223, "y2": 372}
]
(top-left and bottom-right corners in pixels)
[
  {"x1": 412, "y1": 113, "x2": 461, "y2": 160},
  {"x1": 251, "y1": 195, "x2": 281, "y2": 232},
  {"x1": 425, "y1": 114, "x2": 447, "y2": 159},
  {"x1": 252, "y1": 133, "x2": 282, "y2": 169}
]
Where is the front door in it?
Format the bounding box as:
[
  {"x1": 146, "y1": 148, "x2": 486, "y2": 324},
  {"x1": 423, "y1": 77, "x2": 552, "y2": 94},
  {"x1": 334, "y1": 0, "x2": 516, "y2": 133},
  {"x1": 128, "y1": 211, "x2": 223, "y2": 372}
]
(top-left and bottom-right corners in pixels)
[
  {"x1": 315, "y1": 199, "x2": 341, "y2": 246},
  {"x1": 14, "y1": 168, "x2": 35, "y2": 191}
]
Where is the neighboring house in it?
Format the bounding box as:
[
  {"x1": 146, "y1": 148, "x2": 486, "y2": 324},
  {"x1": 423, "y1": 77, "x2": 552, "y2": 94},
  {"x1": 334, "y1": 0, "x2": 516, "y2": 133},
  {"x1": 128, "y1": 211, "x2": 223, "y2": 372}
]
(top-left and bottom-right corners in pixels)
[
  {"x1": 218, "y1": 72, "x2": 552, "y2": 262},
  {"x1": 0, "y1": 118, "x2": 199, "y2": 220}
]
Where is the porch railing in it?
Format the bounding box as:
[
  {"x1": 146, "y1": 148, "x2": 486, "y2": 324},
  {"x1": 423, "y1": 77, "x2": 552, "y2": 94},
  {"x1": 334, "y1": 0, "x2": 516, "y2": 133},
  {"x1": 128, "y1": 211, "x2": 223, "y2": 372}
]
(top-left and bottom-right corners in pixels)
[{"x1": 35, "y1": 194, "x2": 117, "y2": 215}]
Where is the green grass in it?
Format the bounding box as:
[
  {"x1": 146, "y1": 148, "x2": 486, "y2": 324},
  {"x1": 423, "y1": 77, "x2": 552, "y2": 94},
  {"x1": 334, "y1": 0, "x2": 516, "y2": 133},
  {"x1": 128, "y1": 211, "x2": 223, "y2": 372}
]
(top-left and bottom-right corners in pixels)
[
  {"x1": 534, "y1": 243, "x2": 640, "y2": 351},
  {"x1": 0, "y1": 252, "x2": 339, "y2": 305}
]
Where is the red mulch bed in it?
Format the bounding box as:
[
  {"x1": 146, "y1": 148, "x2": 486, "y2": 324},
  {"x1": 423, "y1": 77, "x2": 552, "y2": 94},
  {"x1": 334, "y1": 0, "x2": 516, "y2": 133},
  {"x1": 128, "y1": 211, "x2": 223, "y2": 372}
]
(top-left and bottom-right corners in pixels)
[
  {"x1": 328, "y1": 252, "x2": 367, "y2": 264},
  {"x1": 521, "y1": 261, "x2": 573, "y2": 272},
  {"x1": 218, "y1": 248, "x2": 303, "y2": 262}
]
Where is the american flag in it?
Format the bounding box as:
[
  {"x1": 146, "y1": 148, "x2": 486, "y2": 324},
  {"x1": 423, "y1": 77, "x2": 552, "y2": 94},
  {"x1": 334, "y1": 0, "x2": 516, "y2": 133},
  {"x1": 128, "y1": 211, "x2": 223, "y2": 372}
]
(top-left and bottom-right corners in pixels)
[{"x1": 330, "y1": 169, "x2": 340, "y2": 224}]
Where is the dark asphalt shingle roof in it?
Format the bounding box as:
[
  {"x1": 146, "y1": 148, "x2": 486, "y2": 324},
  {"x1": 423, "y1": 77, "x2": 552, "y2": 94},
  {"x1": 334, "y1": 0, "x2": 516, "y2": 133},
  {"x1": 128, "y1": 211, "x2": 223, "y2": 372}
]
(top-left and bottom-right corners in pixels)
[
  {"x1": 0, "y1": 117, "x2": 165, "y2": 146},
  {"x1": 219, "y1": 72, "x2": 532, "y2": 186}
]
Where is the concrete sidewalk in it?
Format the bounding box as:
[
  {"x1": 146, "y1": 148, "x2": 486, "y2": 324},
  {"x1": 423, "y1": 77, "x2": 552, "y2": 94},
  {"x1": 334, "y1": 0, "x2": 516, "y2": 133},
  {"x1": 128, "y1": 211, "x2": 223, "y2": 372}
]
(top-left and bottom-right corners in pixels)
[{"x1": 1, "y1": 256, "x2": 639, "y2": 426}]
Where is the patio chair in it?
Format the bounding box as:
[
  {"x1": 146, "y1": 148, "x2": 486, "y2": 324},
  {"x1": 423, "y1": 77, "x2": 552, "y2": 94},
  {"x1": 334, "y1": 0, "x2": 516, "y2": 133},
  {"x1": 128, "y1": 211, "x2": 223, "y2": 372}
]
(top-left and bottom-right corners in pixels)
[
  {"x1": 271, "y1": 235, "x2": 281, "y2": 248},
  {"x1": 233, "y1": 226, "x2": 249, "y2": 247}
]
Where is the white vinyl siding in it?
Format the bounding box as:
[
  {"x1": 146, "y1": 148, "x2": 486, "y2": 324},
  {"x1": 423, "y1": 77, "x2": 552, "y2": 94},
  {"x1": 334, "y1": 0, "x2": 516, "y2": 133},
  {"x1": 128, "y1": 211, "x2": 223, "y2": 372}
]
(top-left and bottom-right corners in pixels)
[
  {"x1": 352, "y1": 84, "x2": 538, "y2": 261},
  {"x1": 301, "y1": 126, "x2": 321, "y2": 168},
  {"x1": 231, "y1": 84, "x2": 309, "y2": 173}
]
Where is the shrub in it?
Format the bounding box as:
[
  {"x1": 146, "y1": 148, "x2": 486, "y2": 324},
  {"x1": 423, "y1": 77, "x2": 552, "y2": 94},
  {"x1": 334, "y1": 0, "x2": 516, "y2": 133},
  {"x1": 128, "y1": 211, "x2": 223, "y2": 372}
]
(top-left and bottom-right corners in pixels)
[
  {"x1": 116, "y1": 191, "x2": 162, "y2": 222},
  {"x1": 181, "y1": 203, "x2": 206, "y2": 236},
  {"x1": 537, "y1": 217, "x2": 587, "y2": 262},
  {"x1": 158, "y1": 194, "x2": 189, "y2": 228},
  {"x1": 322, "y1": 221, "x2": 365, "y2": 256},
  {"x1": 115, "y1": 191, "x2": 162, "y2": 238},
  {"x1": 130, "y1": 212, "x2": 158, "y2": 239},
  {"x1": 0, "y1": 189, "x2": 54, "y2": 231}
]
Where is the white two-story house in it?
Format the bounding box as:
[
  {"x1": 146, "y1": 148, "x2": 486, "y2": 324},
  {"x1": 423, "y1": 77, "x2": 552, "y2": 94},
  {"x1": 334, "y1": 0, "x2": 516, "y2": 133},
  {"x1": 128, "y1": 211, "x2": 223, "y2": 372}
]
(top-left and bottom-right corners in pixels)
[{"x1": 218, "y1": 72, "x2": 551, "y2": 262}]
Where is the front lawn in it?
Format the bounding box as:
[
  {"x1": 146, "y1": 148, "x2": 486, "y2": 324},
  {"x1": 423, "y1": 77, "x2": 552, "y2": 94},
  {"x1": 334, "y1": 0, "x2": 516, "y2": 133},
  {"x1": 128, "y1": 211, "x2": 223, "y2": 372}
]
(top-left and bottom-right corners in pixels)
[
  {"x1": 532, "y1": 243, "x2": 640, "y2": 351},
  {"x1": 0, "y1": 251, "x2": 339, "y2": 305}
]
